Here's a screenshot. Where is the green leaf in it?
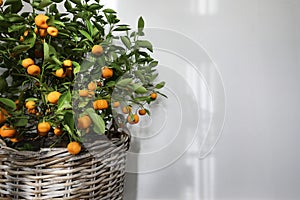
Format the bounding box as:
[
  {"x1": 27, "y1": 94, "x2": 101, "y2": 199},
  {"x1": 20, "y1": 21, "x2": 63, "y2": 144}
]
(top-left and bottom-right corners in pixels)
[
  {"x1": 38, "y1": 0, "x2": 52, "y2": 9},
  {"x1": 116, "y1": 78, "x2": 132, "y2": 87},
  {"x1": 79, "y1": 30, "x2": 93, "y2": 43},
  {"x1": 51, "y1": 0, "x2": 64, "y2": 2},
  {"x1": 85, "y1": 108, "x2": 105, "y2": 134},
  {"x1": 15, "y1": 118, "x2": 28, "y2": 127},
  {"x1": 149, "y1": 61, "x2": 158, "y2": 68},
  {"x1": 4, "y1": 0, "x2": 19, "y2": 5},
  {"x1": 54, "y1": 20, "x2": 65, "y2": 27},
  {"x1": 8, "y1": 24, "x2": 26, "y2": 33},
  {"x1": 64, "y1": 0, "x2": 72, "y2": 11},
  {"x1": 43, "y1": 42, "x2": 50, "y2": 61},
  {"x1": 72, "y1": 61, "x2": 80, "y2": 75},
  {"x1": 135, "y1": 86, "x2": 148, "y2": 94},
  {"x1": 24, "y1": 33, "x2": 37, "y2": 48},
  {"x1": 0, "y1": 98, "x2": 16, "y2": 110},
  {"x1": 136, "y1": 40, "x2": 153, "y2": 52},
  {"x1": 113, "y1": 26, "x2": 131, "y2": 31},
  {"x1": 12, "y1": 45, "x2": 31, "y2": 54},
  {"x1": 88, "y1": 3, "x2": 102, "y2": 11},
  {"x1": 155, "y1": 81, "x2": 165, "y2": 89},
  {"x1": 64, "y1": 111, "x2": 74, "y2": 133},
  {"x1": 0, "y1": 77, "x2": 8, "y2": 93},
  {"x1": 85, "y1": 19, "x2": 94, "y2": 36},
  {"x1": 120, "y1": 36, "x2": 131, "y2": 49},
  {"x1": 103, "y1": 8, "x2": 116, "y2": 13},
  {"x1": 57, "y1": 90, "x2": 72, "y2": 111},
  {"x1": 138, "y1": 16, "x2": 144, "y2": 33},
  {"x1": 70, "y1": 0, "x2": 81, "y2": 6}
]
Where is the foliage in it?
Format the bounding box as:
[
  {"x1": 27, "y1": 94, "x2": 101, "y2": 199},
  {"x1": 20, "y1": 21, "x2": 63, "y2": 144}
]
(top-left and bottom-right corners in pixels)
[{"x1": 0, "y1": 0, "x2": 165, "y2": 151}]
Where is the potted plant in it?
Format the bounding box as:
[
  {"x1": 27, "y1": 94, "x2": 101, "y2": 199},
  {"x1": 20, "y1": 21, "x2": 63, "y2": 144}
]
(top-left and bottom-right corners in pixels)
[{"x1": 0, "y1": 0, "x2": 165, "y2": 198}]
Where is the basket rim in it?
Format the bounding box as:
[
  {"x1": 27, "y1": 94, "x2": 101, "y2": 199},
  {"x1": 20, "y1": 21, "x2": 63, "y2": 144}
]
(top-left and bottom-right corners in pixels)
[{"x1": 0, "y1": 133, "x2": 130, "y2": 158}]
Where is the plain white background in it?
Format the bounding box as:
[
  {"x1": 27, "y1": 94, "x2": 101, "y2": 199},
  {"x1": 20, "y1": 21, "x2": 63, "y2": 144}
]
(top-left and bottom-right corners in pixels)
[{"x1": 99, "y1": 0, "x2": 300, "y2": 199}]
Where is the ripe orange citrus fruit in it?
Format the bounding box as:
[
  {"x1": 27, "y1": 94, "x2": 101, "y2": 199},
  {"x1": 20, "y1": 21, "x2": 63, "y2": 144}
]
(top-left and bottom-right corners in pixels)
[
  {"x1": 0, "y1": 125, "x2": 16, "y2": 138},
  {"x1": 35, "y1": 14, "x2": 49, "y2": 29},
  {"x1": 10, "y1": 136, "x2": 22, "y2": 143},
  {"x1": 79, "y1": 90, "x2": 89, "y2": 97},
  {"x1": 88, "y1": 82, "x2": 97, "y2": 91},
  {"x1": 25, "y1": 100, "x2": 35, "y2": 109},
  {"x1": 77, "y1": 115, "x2": 92, "y2": 129},
  {"x1": 138, "y1": 109, "x2": 147, "y2": 115},
  {"x1": 113, "y1": 101, "x2": 120, "y2": 108},
  {"x1": 150, "y1": 92, "x2": 157, "y2": 100},
  {"x1": 122, "y1": 106, "x2": 132, "y2": 114},
  {"x1": 39, "y1": 28, "x2": 48, "y2": 37},
  {"x1": 55, "y1": 68, "x2": 66, "y2": 78},
  {"x1": 63, "y1": 59, "x2": 72, "y2": 68},
  {"x1": 67, "y1": 141, "x2": 81, "y2": 155},
  {"x1": 38, "y1": 122, "x2": 51, "y2": 134},
  {"x1": 27, "y1": 65, "x2": 41, "y2": 76},
  {"x1": 54, "y1": 127, "x2": 63, "y2": 136},
  {"x1": 47, "y1": 91, "x2": 61, "y2": 104},
  {"x1": 22, "y1": 58, "x2": 34, "y2": 68},
  {"x1": 101, "y1": 67, "x2": 113, "y2": 79},
  {"x1": 0, "y1": 0, "x2": 3, "y2": 6},
  {"x1": 20, "y1": 36, "x2": 24, "y2": 42},
  {"x1": 91, "y1": 45, "x2": 104, "y2": 56},
  {"x1": 93, "y1": 99, "x2": 109, "y2": 110},
  {"x1": 127, "y1": 114, "x2": 139, "y2": 124},
  {"x1": 0, "y1": 108, "x2": 8, "y2": 124},
  {"x1": 47, "y1": 26, "x2": 58, "y2": 37},
  {"x1": 24, "y1": 30, "x2": 29, "y2": 37}
]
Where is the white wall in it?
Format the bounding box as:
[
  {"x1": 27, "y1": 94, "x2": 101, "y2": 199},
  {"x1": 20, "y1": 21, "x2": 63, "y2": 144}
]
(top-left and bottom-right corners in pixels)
[{"x1": 99, "y1": 0, "x2": 300, "y2": 199}]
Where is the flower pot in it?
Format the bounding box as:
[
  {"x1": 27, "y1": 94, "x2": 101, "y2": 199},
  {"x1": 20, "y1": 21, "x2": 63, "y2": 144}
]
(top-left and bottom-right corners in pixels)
[{"x1": 0, "y1": 132, "x2": 129, "y2": 200}]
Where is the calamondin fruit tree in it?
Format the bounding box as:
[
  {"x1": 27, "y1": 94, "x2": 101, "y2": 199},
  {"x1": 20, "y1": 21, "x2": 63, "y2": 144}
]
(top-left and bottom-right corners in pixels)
[{"x1": 0, "y1": 0, "x2": 166, "y2": 154}]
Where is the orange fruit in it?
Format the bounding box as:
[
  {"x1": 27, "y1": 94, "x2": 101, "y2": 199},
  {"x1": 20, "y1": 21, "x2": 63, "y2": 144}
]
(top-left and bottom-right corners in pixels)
[
  {"x1": 20, "y1": 36, "x2": 24, "y2": 42},
  {"x1": 0, "y1": 0, "x2": 3, "y2": 6},
  {"x1": 93, "y1": 99, "x2": 109, "y2": 110},
  {"x1": 28, "y1": 108, "x2": 37, "y2": 114},
  {"x1": 27, "y1": 65, "x2": 41, "y2": 76},
  {"x1": 67, "y1": 141, "x2": 81, "y2": 155},
  {"x1": 88, "y1": 90, "x2": 95, "y2": 98},
  {"x1": 38, "y1": 122, "x2": 51, "y2": 134},
  {"x1": 150, "y1": 92, "x2": 157, "y2": 100},
  {"x1": 88, "y1": 82, "x2": 97, "y2": 91},
  {"x1": 122, "y1": 106, "x2": 132, "y2": 114},
  {"x1": 55, "y1": 68, "x2": 66, "y2": 78},
  {"x1": 0, "y1": 125, "x2": 16, "y2": 138},
  {"x1": 101, "y1": 67, "x2": 113, "y2": 79},
  {"x1": 63, "y1": 59, "x2": 72, "y2": 68},
  {"x1": 79, "y1": 90, "x2": 89, "y2": 97},
  {"x1": 138, "y1": 109, "x2": 147, "y2": 115},
  {"x1": 113, "y1": 101, "x2": 120, "y2": 108},
  {"x1": 47, "y1": 26, "x2": 58, "y2": 37},
  {"x1": 91, "y1": 45, "x2": 104, "y2": 56},
  {"x1": 22, "y1": 58, "x2": 34, "y2": 68},
  {"x1": 25, "y1": 100, "x2": 35, "y2": 109},
  {"x1": 10, "y1": 136, "x2": 22, "y2": 143},
  {"x1": 77, "y1": 115, "x2": 92, "y2": 129},
  {"x1": 24, "y1": 30, "x2": 29, "y2": 37},
  {"x1": 0, "y1": 108, "x2": 8, "y2": 124},
  {"x1": 47, "y1": 91, "x2": 61, "y2": 104},
  {"x1": 39, "y1": 28, "x2": 48, "y2": 37},
  {"x1": 35, "y1": 14, "x2": 49, "y2": 29},
  {"x1": 54, "y1": 127, "x2": 63, "y2": 136},
  {"x1": 127, "y1": 114, "x2": 139, "y2": 124}
]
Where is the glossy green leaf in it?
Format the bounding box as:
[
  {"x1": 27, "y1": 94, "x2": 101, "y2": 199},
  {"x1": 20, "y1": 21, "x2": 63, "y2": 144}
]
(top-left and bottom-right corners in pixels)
[
  {"x1": 0, "y1": 98, "x2": 16, "y2": 110},
  {"x1": 138, "y1": 16, "x2": 144, "y2": 33},
  {"x1": 136, "y1": 40, "x2": 153, "y2": 52},
  {"x1": 155, "y1": 81, "x2": 165, "y2": 89},
  {"x1": 120, "y1": 36, "x2": 131, "y2": 49},
  {"x1": 79, "y1": 30, "x2": 93, "y2": 42},
  {"x1": 38, "y1": 0, "x2": 52, "y2": 9},
  {"x1": 103, "y1": 8, "x2": 116, "y2": 13}
]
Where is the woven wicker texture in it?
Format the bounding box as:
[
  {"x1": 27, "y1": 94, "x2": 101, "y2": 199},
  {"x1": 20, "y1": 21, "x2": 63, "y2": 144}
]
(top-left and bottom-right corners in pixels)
[{"x1": 0, "y1": 134, "x2": 129, "y2": 200}]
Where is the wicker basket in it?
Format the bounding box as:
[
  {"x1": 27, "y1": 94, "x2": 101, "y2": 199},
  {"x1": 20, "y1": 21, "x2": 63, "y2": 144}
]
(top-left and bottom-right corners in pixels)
[{"x1": 0, "y1": 133, "x2": 130, "y2": 200}]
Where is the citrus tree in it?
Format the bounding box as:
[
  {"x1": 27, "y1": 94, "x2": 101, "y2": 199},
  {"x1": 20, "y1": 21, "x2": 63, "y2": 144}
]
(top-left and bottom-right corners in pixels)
[{"x1": 0, "y1": 0, "x2": 165, "y2": 154}]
